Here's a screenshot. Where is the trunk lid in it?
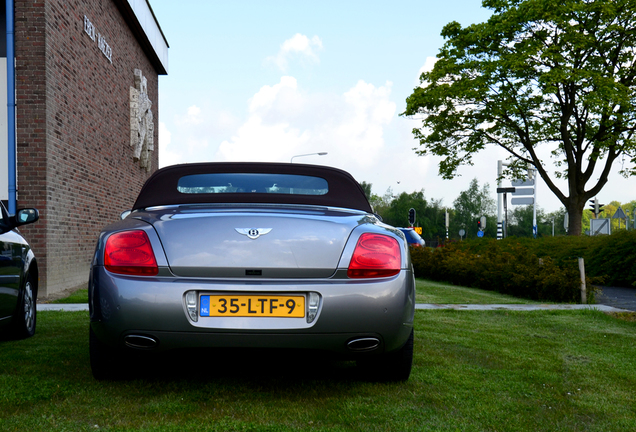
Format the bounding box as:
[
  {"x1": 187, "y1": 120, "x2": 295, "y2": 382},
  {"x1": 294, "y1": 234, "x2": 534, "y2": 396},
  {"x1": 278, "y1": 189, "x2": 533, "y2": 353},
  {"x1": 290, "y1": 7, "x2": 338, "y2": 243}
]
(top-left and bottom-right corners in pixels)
[{"x1": 145, "y1": 206, "x2": 365, "y2": 278}]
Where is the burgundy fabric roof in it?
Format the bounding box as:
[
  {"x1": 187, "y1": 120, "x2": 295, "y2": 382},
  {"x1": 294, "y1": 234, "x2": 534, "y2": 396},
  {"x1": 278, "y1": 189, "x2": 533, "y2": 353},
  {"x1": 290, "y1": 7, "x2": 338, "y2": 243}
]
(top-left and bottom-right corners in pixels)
[{"x1": 133, "y1": 162, "x2": 373, "y2": 213}]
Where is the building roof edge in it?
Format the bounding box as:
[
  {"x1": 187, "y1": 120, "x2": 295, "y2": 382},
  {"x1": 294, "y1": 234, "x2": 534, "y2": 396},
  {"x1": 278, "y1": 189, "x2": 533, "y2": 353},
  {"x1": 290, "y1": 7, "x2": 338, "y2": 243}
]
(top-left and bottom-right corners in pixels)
[{"x1": 113, "y1": 0, "x2": 169, "y2": 75}]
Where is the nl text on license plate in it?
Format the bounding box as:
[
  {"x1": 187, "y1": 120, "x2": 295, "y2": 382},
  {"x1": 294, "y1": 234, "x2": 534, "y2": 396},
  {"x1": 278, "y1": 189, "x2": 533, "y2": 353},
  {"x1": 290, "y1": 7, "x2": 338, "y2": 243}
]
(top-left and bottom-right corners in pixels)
[{"x1": 199, "y1": 295, "x2": 305, "y2": 318}]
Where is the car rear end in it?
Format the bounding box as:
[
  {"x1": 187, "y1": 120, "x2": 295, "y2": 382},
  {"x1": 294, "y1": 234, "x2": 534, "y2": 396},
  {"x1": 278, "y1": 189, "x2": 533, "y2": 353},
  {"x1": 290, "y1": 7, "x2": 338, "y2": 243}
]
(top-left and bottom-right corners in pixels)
[{"x1": 89, "y1": 163, "x2": 415, "y2": 380}]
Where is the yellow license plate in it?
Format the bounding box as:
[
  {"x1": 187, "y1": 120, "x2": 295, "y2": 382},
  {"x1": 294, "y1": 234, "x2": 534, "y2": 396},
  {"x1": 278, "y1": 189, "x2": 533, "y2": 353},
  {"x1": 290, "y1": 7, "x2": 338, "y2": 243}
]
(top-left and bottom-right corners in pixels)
[{"x1": 200, "y1": 295, "x2": 305, "y2": 318}]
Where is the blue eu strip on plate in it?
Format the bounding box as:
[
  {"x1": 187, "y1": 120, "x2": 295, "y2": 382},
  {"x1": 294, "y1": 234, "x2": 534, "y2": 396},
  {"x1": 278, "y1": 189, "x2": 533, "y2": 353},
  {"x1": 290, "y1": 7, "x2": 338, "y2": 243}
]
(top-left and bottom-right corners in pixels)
[{"x1": 200, "y1": 295, "x2": 210, "y2": 317}]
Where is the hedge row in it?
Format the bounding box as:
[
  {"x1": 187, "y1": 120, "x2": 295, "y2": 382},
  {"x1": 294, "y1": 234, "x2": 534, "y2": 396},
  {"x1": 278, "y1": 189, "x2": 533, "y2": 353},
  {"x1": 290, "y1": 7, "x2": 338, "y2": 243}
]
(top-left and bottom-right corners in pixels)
[
  {"x1": 408, "y1": 232, "x2": 636, "y2": 303},
  {"x1": 450, "y1": 231, "x2": 636, "y2": 288}
]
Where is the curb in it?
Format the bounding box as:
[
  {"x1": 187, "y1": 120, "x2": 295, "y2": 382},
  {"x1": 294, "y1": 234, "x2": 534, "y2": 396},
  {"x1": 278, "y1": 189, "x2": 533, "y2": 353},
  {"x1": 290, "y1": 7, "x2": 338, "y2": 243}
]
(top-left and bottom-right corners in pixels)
[
  {"x1": 39, "y1": 304, "x2": 90, "y2": 311},
  {"x1": 38, "y1": 303, "x2": 630, "y2": 313},
  {"x1": 415, "y1": 303, "x2": 629, "y2": 312}
]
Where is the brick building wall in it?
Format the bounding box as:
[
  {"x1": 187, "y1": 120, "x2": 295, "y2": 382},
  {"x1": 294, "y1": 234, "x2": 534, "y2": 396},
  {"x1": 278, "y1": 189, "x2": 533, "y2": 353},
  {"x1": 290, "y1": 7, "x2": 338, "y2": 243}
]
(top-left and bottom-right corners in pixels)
[{"x1": 14, "y1": 0, "x2": 160, "y2": 296}]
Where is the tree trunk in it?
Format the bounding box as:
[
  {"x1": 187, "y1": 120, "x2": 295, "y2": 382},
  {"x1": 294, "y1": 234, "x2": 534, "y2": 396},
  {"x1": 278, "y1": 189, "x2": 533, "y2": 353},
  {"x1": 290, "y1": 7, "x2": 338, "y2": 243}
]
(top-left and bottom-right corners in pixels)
[{"x1": 566, "y1": 200, "x2": 586, "y2": 236}]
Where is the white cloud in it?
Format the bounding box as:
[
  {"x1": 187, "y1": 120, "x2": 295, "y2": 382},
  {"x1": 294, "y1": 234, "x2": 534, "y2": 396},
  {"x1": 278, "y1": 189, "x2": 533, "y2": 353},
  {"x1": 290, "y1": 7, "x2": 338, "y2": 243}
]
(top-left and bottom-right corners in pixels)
[
  {"x1": 335, "y1": 80, "x2": 396, "y2": 166},
  {"x1": 249, "y1": 76, "x2": 303, "y2": 115},
  {"x1": 160, "y1": 76, "x2": 446, "y2": 207},
  {"x1": 216, "y1": 76, "x2": 310, "y2": 162},
  {"x1": 175, "y1": 105, "x2": 204, "y2": 126},
  {"x1": 416, "y1": 56, "x2": 438, "y2": 86},
  {"x1": 214, "y1": 76, "x2": 397, "y2": 169},
  {"x1": 158, "y1": 121, "x2": 184, "y2": 167},
  {"x1": 266, "y1": 34, "x2": 323, "y2": 72},
  {"x1": 159, "y1": 104, "x2": 241, "y2": 167},
  {"x1": 420, "y1": 56, "x2": 438, "y2": 74}
]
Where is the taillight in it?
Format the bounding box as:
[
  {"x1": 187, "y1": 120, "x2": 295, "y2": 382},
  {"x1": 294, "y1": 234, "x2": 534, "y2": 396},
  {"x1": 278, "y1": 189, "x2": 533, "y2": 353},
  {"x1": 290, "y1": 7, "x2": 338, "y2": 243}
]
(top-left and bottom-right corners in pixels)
[
  {"x1": 347, "y1": 233, "x2": 401, "y2": 278},
  {"x1": 104, "y1": 230, "x2": 158, "y2": 276}
]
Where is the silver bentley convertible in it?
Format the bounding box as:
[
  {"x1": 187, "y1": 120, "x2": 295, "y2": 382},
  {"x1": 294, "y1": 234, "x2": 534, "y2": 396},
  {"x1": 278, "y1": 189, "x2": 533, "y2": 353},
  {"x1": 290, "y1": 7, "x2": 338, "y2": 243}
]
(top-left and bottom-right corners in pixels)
[{"x1": 89, "y1": 162, "x2": 415, "y2": 380}]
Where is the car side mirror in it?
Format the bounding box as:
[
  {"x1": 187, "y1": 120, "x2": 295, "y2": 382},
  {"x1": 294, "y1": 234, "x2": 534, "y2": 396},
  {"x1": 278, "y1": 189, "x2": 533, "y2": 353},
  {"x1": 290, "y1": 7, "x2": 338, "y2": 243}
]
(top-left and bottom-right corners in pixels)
[
  {"x1": 0, "y1": 208, "x2": 39, "y2": 234},
  {"x1": 15, "y1": 208, "x2": 39, "y2": 226}
]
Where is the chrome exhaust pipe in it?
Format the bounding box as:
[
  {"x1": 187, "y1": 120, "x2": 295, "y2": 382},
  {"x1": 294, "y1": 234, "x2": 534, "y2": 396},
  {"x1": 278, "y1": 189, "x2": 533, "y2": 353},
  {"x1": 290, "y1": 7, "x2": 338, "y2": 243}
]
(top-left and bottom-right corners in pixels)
[
  {"x1": 124, "y1": 335, "x2": 158, "y2": 349},
  {"x1": 347, "y1": 337, "x2": 380, "y2": 352}
]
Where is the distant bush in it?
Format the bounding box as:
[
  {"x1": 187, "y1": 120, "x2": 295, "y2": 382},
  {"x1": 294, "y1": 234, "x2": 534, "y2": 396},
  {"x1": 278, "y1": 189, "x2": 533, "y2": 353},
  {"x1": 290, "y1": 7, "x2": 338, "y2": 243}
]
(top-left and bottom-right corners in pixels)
[
  {"x1": 584, "y1": 231, "x2": 636, "y2": 287},
  {"x1": 408, "y1": 230, "x2": 636, "y2": 302},
  {"x1": 446, "y1": 232, "x2": 636, "y2": 288}
]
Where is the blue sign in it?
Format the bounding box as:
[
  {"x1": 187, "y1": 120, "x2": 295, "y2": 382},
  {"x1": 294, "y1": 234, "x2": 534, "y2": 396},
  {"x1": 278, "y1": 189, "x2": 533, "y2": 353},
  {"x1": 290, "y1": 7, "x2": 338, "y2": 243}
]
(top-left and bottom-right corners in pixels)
[{"x1": 477, "y1": 230, "x2": 484, "y2": 238}]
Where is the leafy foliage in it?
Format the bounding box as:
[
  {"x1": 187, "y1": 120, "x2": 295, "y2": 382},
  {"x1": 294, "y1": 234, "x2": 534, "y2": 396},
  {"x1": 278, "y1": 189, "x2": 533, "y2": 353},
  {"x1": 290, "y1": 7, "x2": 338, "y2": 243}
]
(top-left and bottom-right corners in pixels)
[
  {"x1": 480, "y1": 231, "x2": 636, "y2": 287},
  {"x1": 410, "y1": 241, "x2": 589, "y2": 302},
  {"x1": 371, "y1": 188, "x2": 449, "y2": 241},
  {"x1": 452, "y1": 178, "x2": 496, "y2": 238},
  {"x1": 582, "y1": 231, "x2": 636, "y2": 287},
  {"x1": 411, "y1": 230, "x2": 636, "y2": 305},
  {"x1": 403, "y1": 0, "x2": 636, "y2": 235}
]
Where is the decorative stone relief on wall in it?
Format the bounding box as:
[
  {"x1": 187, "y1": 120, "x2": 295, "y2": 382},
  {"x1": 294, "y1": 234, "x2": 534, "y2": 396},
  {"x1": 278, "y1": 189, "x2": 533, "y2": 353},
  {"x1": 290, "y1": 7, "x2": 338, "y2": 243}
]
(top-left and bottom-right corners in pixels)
[{"x1": 130, "y1": 69, "x2": 154, "y2": 171}]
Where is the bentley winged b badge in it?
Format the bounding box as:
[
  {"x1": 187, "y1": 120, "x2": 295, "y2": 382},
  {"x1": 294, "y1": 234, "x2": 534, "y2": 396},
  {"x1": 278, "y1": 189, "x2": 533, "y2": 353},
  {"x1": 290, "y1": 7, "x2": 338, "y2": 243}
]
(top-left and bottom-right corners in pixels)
[{"x1": 235, "y1": 228, "x2": 273, "y2": 240}]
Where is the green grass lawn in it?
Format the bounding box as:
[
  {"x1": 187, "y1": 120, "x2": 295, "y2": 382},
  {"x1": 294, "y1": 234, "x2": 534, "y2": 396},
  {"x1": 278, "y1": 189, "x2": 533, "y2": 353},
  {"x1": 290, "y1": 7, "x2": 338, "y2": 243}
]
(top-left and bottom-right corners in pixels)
[
  {"x1": 1, "y1": 310, "x2": 635, "y2": 431},
  {"x1": 51, "y1": 288, "x2": 89, "y2": 304},
  {"x1": 415, "y1": 279, "x2": 542, "y2": 304}
]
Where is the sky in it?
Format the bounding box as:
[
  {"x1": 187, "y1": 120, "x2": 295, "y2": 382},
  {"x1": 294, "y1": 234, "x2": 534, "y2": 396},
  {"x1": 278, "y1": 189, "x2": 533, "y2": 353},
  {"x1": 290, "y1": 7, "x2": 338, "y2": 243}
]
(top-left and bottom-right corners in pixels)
[{"x1": 149, "y1": 0, "x2": 636, "y2": 215}]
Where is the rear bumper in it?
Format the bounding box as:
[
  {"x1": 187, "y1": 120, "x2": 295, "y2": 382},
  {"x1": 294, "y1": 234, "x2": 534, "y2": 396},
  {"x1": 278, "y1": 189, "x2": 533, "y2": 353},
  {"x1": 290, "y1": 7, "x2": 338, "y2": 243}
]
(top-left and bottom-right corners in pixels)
[{"x1": 89, "y1": 266, "x2": 415, "y2": 356}]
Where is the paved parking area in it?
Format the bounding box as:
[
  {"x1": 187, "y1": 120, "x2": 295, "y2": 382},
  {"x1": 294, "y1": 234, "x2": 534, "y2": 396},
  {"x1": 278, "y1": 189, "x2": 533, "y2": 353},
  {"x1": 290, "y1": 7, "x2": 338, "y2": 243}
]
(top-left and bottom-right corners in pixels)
[{"x1": 596, "y1": 286, "x2": 636, "y2": 312}]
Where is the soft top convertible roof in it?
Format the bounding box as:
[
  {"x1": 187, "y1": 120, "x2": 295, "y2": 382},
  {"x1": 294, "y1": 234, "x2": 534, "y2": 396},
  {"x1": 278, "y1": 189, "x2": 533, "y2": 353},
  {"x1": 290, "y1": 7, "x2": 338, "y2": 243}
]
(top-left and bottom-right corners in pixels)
[{"x1": 133, "y1": 162, "x2": 373, "y2": 213}]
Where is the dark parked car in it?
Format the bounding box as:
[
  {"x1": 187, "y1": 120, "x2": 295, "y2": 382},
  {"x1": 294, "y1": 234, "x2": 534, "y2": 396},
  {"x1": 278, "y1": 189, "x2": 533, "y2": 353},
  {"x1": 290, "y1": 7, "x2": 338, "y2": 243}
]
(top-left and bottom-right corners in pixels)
[
  {"x1": 398, "y1": 228, "x2": 425, "y2": 247},
  {"x1": 89, "y1": 162, "x2": 415, "y2": 380},
  {"x1": 0, "y1": 202, "x2": 39, "y2": 339}
]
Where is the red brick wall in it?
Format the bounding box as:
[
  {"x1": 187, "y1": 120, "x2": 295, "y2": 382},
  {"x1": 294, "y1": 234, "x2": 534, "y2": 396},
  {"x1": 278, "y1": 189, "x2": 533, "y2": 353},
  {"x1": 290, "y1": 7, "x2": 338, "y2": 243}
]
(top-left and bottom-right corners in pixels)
[{"x1": 15, "y1": 0, "x2": 159, "y2": 296}]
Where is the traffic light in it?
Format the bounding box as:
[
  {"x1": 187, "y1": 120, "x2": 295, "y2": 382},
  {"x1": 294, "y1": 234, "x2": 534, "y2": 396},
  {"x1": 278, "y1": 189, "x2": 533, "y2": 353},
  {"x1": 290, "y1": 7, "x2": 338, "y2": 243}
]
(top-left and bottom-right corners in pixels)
[
  {"x1": 588, "y1": 198, "x2": 598, "y2": 216},
  {"x1": 408, "y1": 208, "x2": 416, "y2": 226},
  {"x1": 477, "y1": 220, "x2": 482, "y2": 230},
  {"x1": 588, "y1": 197, "x2": 605, "y2": 217}
]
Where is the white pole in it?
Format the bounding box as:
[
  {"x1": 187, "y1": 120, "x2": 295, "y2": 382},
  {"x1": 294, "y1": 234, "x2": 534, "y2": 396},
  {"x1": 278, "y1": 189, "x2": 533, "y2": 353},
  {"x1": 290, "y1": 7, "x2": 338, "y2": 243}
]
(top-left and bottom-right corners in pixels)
[
  {"x1": 497, "y1": 160, "x2": 503, "y2": 240},
  {"x1": 552, "y1": 218, "x2": 554, "y2": 237},
  {"x1": 578, "y1": 257, "x2": 586, "y2": 304},
  {"x1": 445, "y1": 209, "x2": 449, "y2": 240}
]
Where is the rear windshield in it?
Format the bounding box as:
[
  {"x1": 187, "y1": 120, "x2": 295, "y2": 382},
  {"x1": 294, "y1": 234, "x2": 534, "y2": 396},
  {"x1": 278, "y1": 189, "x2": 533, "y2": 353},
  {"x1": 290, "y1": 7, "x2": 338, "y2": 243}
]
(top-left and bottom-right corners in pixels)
[
  {"x1": 177, "y1": 173, "x2": 328, "y2": 196},
  {"x1": 132, "y1": 162, "x2": 373, "y2": 213}
]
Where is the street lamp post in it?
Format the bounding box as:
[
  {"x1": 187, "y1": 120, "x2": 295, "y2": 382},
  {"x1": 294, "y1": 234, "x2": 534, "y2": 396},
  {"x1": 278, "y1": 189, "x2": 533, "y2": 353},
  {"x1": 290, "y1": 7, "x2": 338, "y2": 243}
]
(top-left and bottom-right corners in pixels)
[{"x1": 290, "y1": 152, "x2": 328, "y2": 163}]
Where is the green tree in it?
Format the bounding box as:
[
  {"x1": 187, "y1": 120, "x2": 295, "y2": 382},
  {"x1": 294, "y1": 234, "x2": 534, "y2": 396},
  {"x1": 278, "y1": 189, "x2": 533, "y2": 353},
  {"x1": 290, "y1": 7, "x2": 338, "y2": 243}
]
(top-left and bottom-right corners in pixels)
[
  {"x1": 544, "y1": 207, "x2": 568, "y2": 236},
  {"x1": 368, "y1": 187, "x2": 394, "y2": 219},
  {"x1": 383, "y1": 191, "x2": 435, "y2": 235},
  {"x1": 624, "y1": 200, "x2": 636, "y2": 230},
  {"x1": 507, "y1": 205, "x2": 553, "y2": 237},
  {"x1": 365, "y1": 186, "x2": 447, "y2": 241},
  {"x1": 452, "y1": 178, "x2": 496, "y2": 238},
  {"x1": 403, "y1": 0, "x2": 636, "y2": 236},
  {"x1": 584, "y1": 199, "x2": 636, "y2": 233},
  {"x1": 359, "y1": 181, "x2": 373, "y2": 201}
]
